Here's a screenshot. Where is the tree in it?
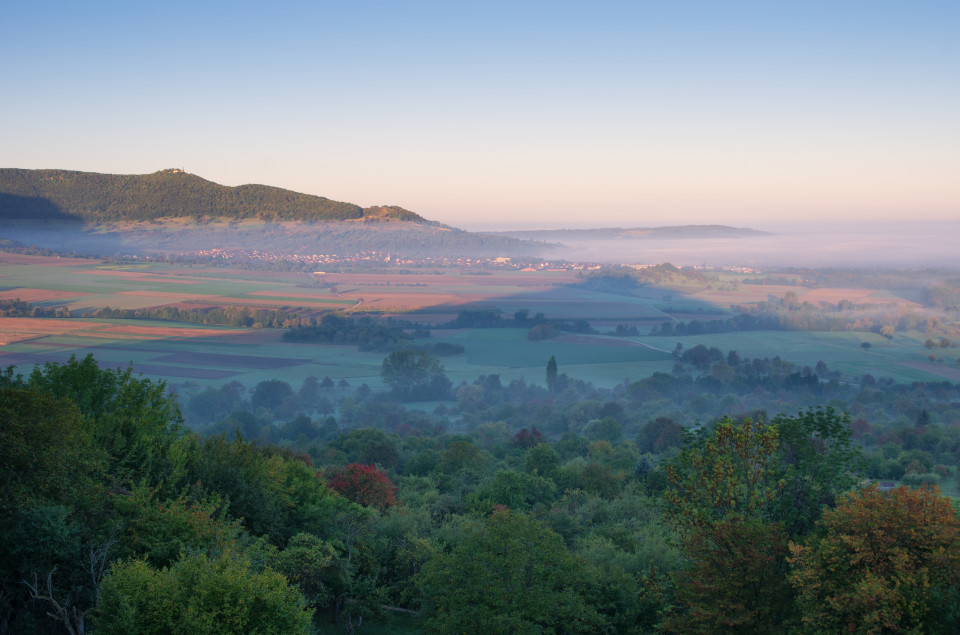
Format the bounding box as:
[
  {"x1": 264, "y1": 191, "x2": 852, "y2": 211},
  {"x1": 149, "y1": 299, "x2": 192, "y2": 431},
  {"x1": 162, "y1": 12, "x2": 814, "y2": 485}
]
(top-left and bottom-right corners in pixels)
[
  {"x1": 95, "y1": 552, "x2": 313, "y2": 634},
  {"x1": 380, "y1": 350, "x2": 448, "y2": 400},
  {"x1": 523, "y1": 443, "x2": 561, "y2": 480},
  {"x1": 586, "y1": 416, "x2": 623, "y2": 443},
  {"x1": 546, "y1": 356, "x2": 558, "y2": 393},
  {"x1": 770, "y1": 407, "x2": 862, "y2": 537},
  {"x1": 466, "y1": 470, "x2": 557, "y2": 513},
  {"x1": 298, "y1": 376, "x2": 321, "y2": 409},
  {"x1": 251, "y1": 379, "x2": 296, "y2": 413},
  {"x1": 636, "y1": 416, "x2": 684, "y2": 453},
  {"x1": 268, "y1": 533, "x2": 346, "y2": 615},
  {"x1": 0, "y1": 386, "x2": 104, "y2": 511},
  {"x1": 789, "y1": 485, "x2": 960, "y2": 634},
  {"x1": 665, "y1": 417, "x2": 794, "y2": 632},
  {"x1": 415, "y1": 510, "x2": 603, "y2": 633},
  {"x1": 15, "y1": 354, "x2": 184, "y2": 486},
  {"x1": 511, "y1": 426, "x2": 544, "y2": 449},
  {"x1": 326, "y1": 464, "x2": 398, "y2": 510}
]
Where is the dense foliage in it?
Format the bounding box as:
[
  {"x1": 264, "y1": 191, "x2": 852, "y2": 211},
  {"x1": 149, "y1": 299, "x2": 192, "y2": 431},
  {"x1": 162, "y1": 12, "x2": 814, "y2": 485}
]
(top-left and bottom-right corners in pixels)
[{"x1": 4, "y1": 352, "x2": 960, "y2": 633}]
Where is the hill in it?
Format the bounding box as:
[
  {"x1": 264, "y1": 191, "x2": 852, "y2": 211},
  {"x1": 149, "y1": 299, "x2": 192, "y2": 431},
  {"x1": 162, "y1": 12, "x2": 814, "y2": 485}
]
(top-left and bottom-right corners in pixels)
[
  {"x1": 0, "y1": 168, "x2": 396, "y2": 223},
  {"x1": 0, "y1": 168, "x2": 542, "y2": 258}
]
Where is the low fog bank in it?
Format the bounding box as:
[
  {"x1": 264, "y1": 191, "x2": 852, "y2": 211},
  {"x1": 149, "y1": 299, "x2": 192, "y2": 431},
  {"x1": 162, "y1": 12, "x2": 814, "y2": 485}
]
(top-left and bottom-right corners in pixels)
[
  {"x1": 548, "y1": 222, "x2": 960, "y2": 269},
  {"x1": 0, "y1": 223, "x2": 134, "y2": 256}
]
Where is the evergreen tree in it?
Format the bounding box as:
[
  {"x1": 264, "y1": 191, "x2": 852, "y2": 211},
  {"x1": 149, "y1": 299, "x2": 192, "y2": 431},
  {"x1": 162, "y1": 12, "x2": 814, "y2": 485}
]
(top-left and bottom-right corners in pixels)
[{"x1": 546, "y1": 356, "x2": 558, "y2": 393}]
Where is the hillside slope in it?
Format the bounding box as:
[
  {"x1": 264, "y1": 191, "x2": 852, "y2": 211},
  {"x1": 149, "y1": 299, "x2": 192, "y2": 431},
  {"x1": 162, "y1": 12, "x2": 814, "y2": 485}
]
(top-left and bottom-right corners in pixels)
[{"x1": 0, "y1": 168, "x2": 406, "y2": 223}]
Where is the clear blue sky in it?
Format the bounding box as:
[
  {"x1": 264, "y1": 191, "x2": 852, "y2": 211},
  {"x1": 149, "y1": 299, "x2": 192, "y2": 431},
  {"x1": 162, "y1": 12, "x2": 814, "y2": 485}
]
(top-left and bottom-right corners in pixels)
[{"x1": 2, "y1": 1, "x2": 957, "y2": 229}]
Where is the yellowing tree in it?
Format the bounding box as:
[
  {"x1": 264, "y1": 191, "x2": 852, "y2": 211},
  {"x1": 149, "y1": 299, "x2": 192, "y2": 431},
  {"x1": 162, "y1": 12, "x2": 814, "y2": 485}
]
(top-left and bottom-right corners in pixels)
[
  {"x1": 789, "y1": 485, "x2": 960, "y2": 634},
  {"x1": 664, "y1": 417, "x2": 794, "y2": 632}
]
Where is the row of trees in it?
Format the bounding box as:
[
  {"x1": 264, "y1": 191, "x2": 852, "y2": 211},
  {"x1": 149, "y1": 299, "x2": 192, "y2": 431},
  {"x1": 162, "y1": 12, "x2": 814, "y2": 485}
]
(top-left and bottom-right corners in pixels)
[{"x1": 91, "y1": 304, "x2": 305, "y2": 329}]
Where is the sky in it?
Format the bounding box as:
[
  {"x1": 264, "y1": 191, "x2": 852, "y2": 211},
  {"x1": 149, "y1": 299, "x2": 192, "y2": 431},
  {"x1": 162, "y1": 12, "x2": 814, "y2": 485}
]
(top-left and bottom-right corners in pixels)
[{"x1": 2, "y1": 1, "x2": 958, "y2": 230}]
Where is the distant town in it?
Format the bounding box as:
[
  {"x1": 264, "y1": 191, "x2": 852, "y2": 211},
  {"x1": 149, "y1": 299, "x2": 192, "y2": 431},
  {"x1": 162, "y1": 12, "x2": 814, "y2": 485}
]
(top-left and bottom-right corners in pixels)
[{"x1": 185, "y1": 247, "x2": 762, "y2": 274}]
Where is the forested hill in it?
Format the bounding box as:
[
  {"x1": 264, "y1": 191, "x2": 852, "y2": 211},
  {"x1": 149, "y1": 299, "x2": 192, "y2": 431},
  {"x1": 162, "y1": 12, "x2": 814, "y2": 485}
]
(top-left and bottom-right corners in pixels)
[
  {"x1": 0, "y1": 168, "x2": 436, "y2": 225},
  {"x1": 0, "y1": 168, "x2": 549, "y2": 258},
  {"x1": 491, "y1": 225, "x2": 771, "y2": 240}
]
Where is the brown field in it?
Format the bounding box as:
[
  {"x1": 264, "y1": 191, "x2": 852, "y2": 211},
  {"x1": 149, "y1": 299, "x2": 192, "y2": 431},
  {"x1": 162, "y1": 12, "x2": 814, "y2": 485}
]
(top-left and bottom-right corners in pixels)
[
  {"x1": 84, "y1": 324, "x2": 230, "y2": 339},
  {"x1": 0, "y1": 317, "x2": 233, "y2": 343},
  {"x1": 115, "y1": 291, "x2": 212, "y2": 300},
  {"x1": 800, "y1": 288, "x2": 919, "y2": 307},
  {"x1": 180, "y1": 297, "x2": 355, "y2": 309},
  {"x1": 0, "y1": 288, "x2": 96, "y2": 302},
  {"x1": 692, "y1": 285, "x2": 802, "y2": 304},
  {"x1": 246, "y1": 290, "x2": 338, "y2": 299},
  {"x1": 0, "y1": 317, "x2": 89, "y2": 335}
]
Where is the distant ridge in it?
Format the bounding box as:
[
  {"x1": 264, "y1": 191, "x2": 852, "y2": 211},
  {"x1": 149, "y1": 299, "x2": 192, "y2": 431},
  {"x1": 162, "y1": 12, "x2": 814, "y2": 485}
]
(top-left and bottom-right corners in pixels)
[
  {"x1": 490, "y1": 225, "x2": 771, "y2": 240},
  {"x1": 0, "y1": 168, "x2": 434, "y2": 224}
]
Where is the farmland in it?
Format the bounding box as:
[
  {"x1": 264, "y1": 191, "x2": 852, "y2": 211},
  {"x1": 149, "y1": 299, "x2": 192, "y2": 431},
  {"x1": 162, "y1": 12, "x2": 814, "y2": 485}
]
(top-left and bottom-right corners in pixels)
[{"x1": 1, "y1": 252, "x2": 958, "y2": 396}]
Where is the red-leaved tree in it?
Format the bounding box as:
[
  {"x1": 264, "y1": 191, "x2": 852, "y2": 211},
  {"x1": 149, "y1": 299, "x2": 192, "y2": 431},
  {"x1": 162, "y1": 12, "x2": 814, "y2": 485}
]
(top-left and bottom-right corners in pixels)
[{"x1": 325, "y1": 463, "x2": 397, "y2": 510}]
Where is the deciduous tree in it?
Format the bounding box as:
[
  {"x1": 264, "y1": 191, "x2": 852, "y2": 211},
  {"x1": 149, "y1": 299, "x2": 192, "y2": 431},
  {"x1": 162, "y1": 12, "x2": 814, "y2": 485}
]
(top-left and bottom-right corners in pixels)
[
  {"x1": 789, "y1": 485, "x2": 960, "y2": 634},
  {"x1": 326, "y1": 463, "x2": 398, "y2": 510},
  {"x1": 416, "y1": 510, "x2": 603, "y2": 633},
  {"x1": 665, "y1": 417, "x2": 794, "y2": 632}
]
